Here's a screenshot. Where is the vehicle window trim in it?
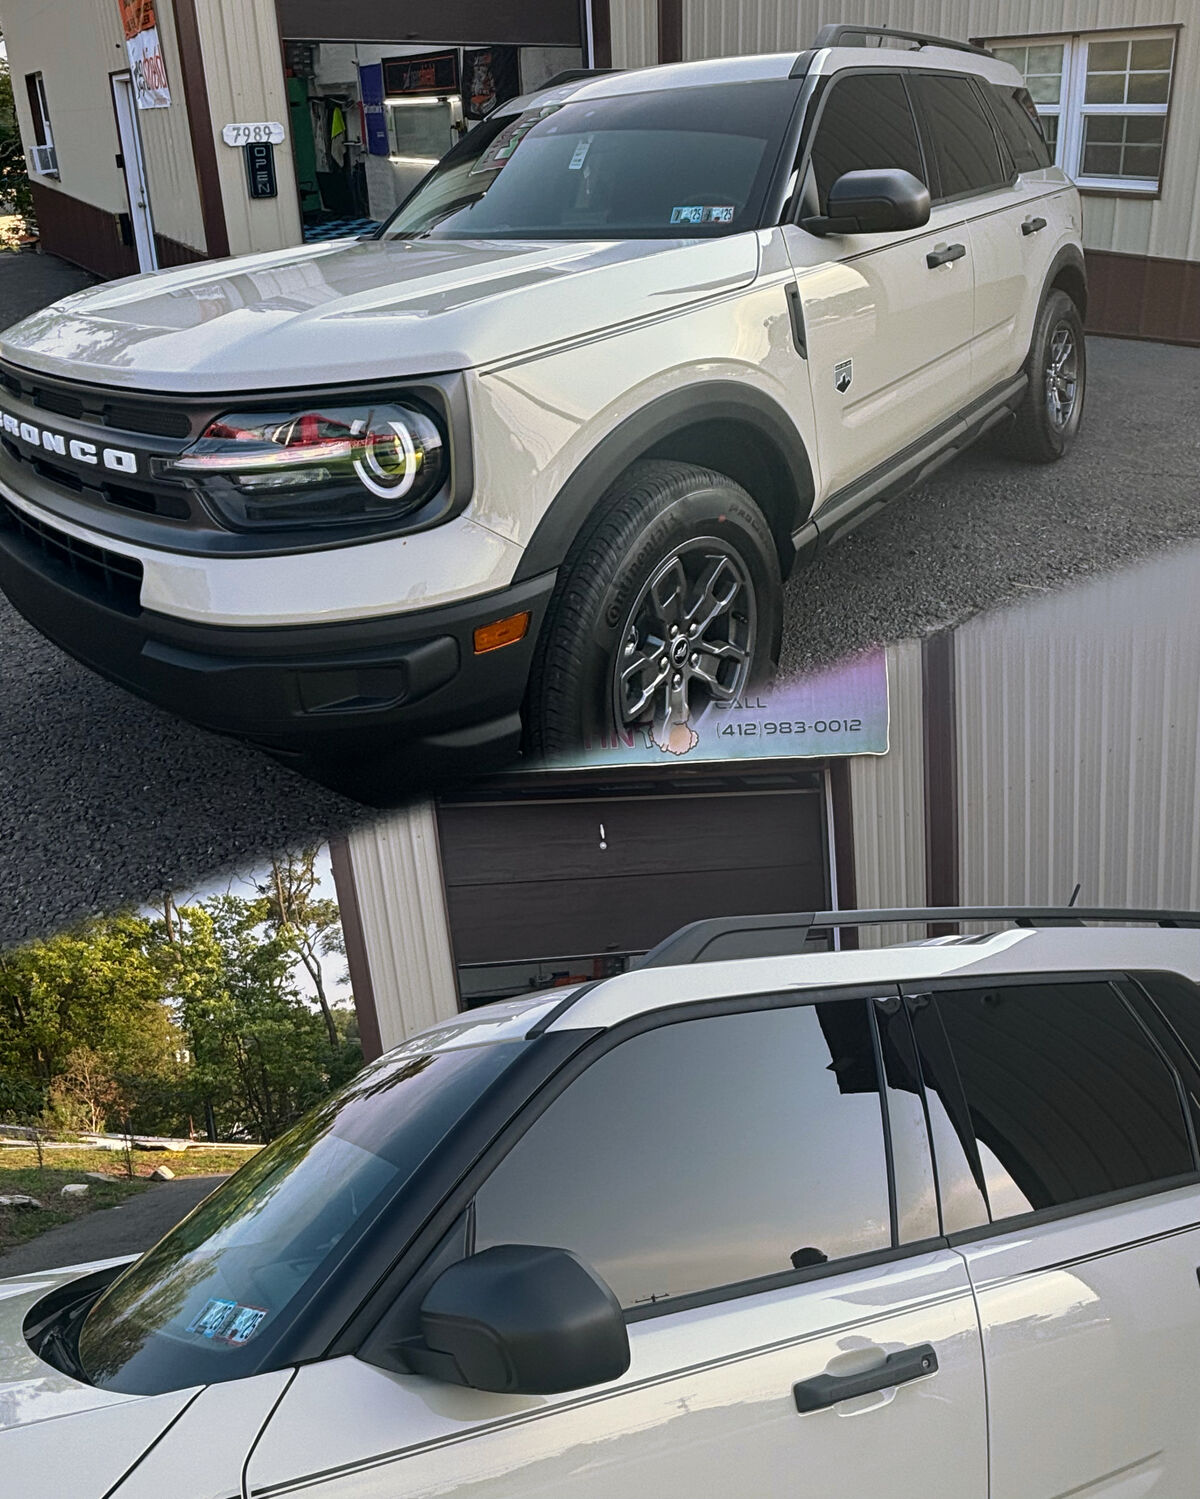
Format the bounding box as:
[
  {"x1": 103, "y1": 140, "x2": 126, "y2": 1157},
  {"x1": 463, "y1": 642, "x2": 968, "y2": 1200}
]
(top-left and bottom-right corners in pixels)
[
  {"x1": 981, "y1": 80, "x2": 1054, "y2": 176},
  {"x1": 906, "y1": 68, "x2": 1020, "y2": 206},
  {"x1": 945, "y1": 1172, "x2": 1200, "y2": 1249},
  {"x1": 788, "y1": 66, "x2": 933, "y2": 227},
  {"x1": 353, "y1": 982, "x2": 938, "y2": 1356},
  {"x1": 1122, "y1": 969, "x2": 1200, "y2": 1163},
  {"x1": 914, "y1": 970, "x2": 1200, "y2": 1239}
]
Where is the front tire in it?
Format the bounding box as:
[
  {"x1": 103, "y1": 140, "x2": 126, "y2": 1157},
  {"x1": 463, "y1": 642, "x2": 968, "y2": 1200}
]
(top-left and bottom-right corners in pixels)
[
  {"x1": 525, "y1": 460, "x2": 782, "y2": 756},
  {"x1": 1003, "y1": 288, "x2": 1086, "y2": 463}
]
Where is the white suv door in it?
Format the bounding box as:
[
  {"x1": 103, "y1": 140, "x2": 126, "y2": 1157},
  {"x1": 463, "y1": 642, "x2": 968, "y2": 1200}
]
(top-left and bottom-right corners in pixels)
[
  {"x1": 905, "y1": 975, "x2": 1200, "y2": 1499},
  {"x1": 246, "y1": 988, "x2": 988, "y2": 1498},
  {"x1": 783, "y1": 70, "x2": 975, "y2": 501},
  {"x1": 908, "y1": 71, "x2": 1059, "y2": 397}
]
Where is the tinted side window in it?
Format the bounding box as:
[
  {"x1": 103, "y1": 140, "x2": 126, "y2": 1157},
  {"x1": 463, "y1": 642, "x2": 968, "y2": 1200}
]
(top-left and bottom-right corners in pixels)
[
  {"x1": 473, "y1": 1000, "x2": 892, "y2": 1309},
  {"x1": 935, "y1": 982, "x2": 1194, "y2": 1221},
  {"x1": 1133, "y1": 971, "x2": 1200, "y2": 1125},
  {"x1": 988, "y1": 84, "x2": 1053, "y2": 172},
  {"x1": 808, "y1": 72, "x2": 926, "y2": 214},
  {"x1": 913, "y1": 74, "x2": 1008, "y2": 199}
]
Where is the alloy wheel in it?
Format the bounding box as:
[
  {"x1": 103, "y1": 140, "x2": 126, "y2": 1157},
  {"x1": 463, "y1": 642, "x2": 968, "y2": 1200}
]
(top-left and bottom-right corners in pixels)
[
  {"x1": 611, "y1": 538, "x2": 756, "y2": 737},
  {"x1": 1045, "y1": 321, "x2": 1079, "y2": 431}
]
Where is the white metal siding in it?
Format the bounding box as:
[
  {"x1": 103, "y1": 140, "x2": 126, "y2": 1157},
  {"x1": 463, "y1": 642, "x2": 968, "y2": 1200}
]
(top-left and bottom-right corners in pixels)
[
  {"x1": 194, "y1": 0, "x2": 303, "y2": 257},
  {"x1": 610, "y1": 0, "x2": 659, "y2": 69},
  {"x1": 849, "y1": 639, "x2": 928, "y2": 947},
  {"x1": 955, "y1": 547, "x2": 1200, "y2": 911},
  {"x1": 338, "y1": 802, "x2": 461, "y2": 1051},
  {"x1": 3, "y1": 0, "x2": 202, "y2": 250},
  {"x1": 645, "y1": 0, "x2": 1200, "y2": 260}
]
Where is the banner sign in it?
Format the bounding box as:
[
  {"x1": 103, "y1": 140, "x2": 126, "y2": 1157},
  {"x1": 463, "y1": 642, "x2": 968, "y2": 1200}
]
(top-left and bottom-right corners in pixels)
[
  {"x1": 546, "y1": 648, "x2": 890, "y2": 770},
  {"x1": 359, "y1": 64, "x2": 389, "y2": 157},
  {"x1": 119, "y1": 0, "x2": 171, "y2": 109}
]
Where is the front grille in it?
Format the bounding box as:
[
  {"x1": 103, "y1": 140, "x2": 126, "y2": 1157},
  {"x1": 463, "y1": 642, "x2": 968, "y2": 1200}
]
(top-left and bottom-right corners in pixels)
[
  {"x1": 0, "y1": 362, "x2": 196, "y2": 440},
  {"x1": 35, "y1": 388, "x2": 85, "y2": 421},
  {"x1": 103, "y1": 402, "x2": 191, "y2": 439},
  {"x1": 0, "y1": 498, "x2": 143, "y2": 615}
]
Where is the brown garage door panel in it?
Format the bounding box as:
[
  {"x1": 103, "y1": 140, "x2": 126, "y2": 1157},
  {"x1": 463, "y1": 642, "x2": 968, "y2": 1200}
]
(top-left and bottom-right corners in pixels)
[
  {"x1": 438, "y1": 792, "x2": 824, "y2": 886},
  {"x1": 447, "y1": 861, "x2": 826, "y2": 965},
  {"x1": 440, "y1": 789, "x2": 830, "y2": 967}
]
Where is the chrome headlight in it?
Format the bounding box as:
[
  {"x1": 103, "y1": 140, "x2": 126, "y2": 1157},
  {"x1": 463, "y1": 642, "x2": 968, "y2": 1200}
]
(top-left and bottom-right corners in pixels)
[{"x1": 162, "y1": 401, "x2": 447, "y2": 530}]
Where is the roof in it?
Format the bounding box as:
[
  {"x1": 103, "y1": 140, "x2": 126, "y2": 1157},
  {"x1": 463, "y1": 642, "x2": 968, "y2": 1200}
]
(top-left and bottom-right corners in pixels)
[
  {"x1": 507, "y1": 43, "x2": 1023, "y2": 115},
  {"x1": 543, "y1": 925, "x2": 1200, "y2": 1033}
]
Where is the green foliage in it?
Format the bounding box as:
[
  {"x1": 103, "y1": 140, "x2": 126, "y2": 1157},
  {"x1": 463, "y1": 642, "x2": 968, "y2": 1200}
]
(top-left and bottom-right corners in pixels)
[
  {"x1": 0, "y1": 59, "x2": 35, "y2": 231},
  {"x1": 0, "y1": 855, "x2": 361, "y2": 1143}
]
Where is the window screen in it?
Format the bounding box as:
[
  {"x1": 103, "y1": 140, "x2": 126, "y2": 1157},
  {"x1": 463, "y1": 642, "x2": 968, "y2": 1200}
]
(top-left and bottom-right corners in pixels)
[
  {"x1": 808, "y1": 72, "x2": 926, "y2": 215},
  {"x1": 913, "y1": 73, "x2": 1008, "y2": 198},
  {"x1": 988, "y1": 85, "x2": 1054, "y2": 172},
  {"x1": 933, "y1": 982, "x2": 1194, "y2": 1221},
  {"x1": 473, "y1": 1000, "x2": 892, "y2": 1309}
]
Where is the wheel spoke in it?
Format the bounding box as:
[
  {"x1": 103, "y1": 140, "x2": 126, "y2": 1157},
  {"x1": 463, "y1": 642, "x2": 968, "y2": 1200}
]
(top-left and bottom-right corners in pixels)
[
  {"x1": 683, "y1": 555, "x2": 743, "y2": 637},
  {"x1": 647, "y1": 556, "x2": 688, "y2": 632}
]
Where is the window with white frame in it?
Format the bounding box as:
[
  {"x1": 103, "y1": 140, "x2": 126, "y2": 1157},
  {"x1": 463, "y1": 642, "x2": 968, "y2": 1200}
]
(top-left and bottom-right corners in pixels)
[{"x1": 990, "y1": 29, "x2": 1176, "y2": 193}]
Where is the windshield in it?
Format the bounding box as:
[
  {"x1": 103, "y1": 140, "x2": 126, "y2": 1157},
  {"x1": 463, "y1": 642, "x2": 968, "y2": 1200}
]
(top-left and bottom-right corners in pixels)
[
  {"x1": 77, "y1": 1037, "x2": 526, "y2": 1394},
  {"x1": 379, "y1": 81, "x2": 799, "y2": 241}
]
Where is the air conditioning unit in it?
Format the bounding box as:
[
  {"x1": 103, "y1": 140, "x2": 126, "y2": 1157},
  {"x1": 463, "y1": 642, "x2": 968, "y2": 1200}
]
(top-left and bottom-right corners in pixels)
[{"x1": 31, "y1": 143, "x2": 58, "y2": 177}]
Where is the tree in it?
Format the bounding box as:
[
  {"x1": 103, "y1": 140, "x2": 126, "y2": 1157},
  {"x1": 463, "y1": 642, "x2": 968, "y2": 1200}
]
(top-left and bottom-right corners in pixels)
[
  {"x1": 251, "y1": 849, "x2": 346, "y2": 1048},
  {"x1": 152, "y1": 896, "x2": 352, "y2": 1141},
  {"x1": 0, "y1": 53, "x2": 35, "y2": 233}
]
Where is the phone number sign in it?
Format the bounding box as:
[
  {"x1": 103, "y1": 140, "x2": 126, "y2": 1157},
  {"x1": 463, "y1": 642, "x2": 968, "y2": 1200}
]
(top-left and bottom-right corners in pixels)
[{"x1": 547, "y1": 648, "x2": 891, "y2": 770}]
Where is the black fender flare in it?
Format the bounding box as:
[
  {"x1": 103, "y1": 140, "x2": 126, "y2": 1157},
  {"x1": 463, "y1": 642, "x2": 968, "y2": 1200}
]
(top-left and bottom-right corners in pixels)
[
  {"x1": 512, "y1": 380, "x2": 816, "y2": 582},
  {"x1": 1042, "y1": 242, "x2": 1088, "y2": 320}
]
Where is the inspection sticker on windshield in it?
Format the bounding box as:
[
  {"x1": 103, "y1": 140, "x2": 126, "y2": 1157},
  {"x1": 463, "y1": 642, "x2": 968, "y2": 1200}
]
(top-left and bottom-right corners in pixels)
[
  {"x1": 568, "y1": 135, "x2": 593, "y2": 169},
  {"x1": 186, "y1": 1298, "x2": 269, "y2": 1345},
  {"x1": 670, "y1": 205, "x2": 735, "y2": 225}
]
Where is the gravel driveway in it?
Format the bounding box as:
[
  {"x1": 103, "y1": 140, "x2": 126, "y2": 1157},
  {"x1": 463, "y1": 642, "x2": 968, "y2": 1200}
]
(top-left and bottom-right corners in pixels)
[{"x1": 1, "y1": 253, "x2": 1198, "y2": 944}]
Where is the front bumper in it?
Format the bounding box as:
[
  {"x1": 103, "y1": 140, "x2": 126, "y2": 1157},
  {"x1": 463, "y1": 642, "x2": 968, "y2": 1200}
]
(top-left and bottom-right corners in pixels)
[{"x1": 0, "y1": 495, "x2": 555, "y2": 777}]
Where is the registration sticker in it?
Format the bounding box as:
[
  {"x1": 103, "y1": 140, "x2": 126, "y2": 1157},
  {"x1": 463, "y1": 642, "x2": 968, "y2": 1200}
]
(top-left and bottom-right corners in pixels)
[
  {"x1": 670, "y1": 205, "x2": 735, "y2": 225},
  {"x1": 568, "y1": 135, "x2": 593, "y2": 170},
  {"x1": 186, "y1": 1297, "x2": 269, "y2": 1345}
]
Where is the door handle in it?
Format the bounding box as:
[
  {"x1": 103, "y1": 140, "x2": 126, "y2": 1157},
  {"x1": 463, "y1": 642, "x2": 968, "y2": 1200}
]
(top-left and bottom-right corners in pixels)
[
  {"x1": 926, "y1": 243, "x2": 966, "y2": 269},
  {"x1": 1021, "y1": 216, "x2": 1048, "y2": 236},
  {"x1": 793, "y1": 1343, "x2": 939, "y2": 1412}
]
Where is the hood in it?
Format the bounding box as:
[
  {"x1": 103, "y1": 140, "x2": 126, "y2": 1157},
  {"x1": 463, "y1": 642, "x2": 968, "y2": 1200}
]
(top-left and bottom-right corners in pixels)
[
  {"x1": 0, "y1": 1257, "x2": 139, "y2": 1431},
  {"x1": 0, "y1": 233, "x2": 761, "y2": 395}
]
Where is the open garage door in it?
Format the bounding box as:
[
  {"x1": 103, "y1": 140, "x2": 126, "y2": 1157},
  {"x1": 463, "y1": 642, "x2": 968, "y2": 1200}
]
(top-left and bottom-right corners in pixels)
[{"x1": 437, "y1": 775, "x2": 832, "y2": 1005}]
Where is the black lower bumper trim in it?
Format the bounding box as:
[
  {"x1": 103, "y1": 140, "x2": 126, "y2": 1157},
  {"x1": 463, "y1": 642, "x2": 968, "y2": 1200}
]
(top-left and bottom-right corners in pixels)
[{"x1": 0, "y1": 511, "x2": 555, "y2": 773}]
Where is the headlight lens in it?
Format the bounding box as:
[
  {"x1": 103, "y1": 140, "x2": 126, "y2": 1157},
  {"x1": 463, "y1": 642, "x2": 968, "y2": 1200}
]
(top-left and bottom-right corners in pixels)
[{"x1": 163, "y1": 402, "x2": 447, "y2": 530}]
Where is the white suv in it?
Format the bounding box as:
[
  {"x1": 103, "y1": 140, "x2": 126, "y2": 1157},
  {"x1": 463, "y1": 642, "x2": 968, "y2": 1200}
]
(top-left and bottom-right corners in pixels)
[
  {"x1": 0, "y1": 27, "x2": 1085, "y2": 789},
  {"x1": 5, "y1": 907, "x2": 1199, "y2": 1498}
]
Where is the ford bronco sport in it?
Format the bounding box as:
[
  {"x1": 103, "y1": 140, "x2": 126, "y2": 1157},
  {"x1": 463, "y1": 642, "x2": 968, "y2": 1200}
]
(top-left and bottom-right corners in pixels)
[
  {"x1": 0, "y1": 26, "x2": 1085, "y2": 792},
  {"x1": 6, "y1": 906, "x2": 1198, "y2": 1499}
]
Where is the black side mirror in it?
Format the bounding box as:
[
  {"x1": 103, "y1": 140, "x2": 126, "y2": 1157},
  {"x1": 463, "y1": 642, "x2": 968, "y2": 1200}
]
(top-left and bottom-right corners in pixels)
[
  {"x1": 803, "y1": 168, "x2": 931, "y2": 236},
  {"x1": 412, "y1": 1244, "x2": 631, "y2": 1395}
]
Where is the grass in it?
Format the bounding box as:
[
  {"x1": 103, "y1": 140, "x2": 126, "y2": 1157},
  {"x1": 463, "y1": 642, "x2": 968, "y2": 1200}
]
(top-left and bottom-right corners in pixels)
[{"x1": 0, "y1": 1146, "x2": 258, "y2": 1256}]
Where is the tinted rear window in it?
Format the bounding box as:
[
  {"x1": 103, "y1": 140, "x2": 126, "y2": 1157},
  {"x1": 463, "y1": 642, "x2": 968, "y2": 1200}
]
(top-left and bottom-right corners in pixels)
[
  {"x1": 913, "y1": 73, "x2": 1009, "y2": 199},
  {"x1": 933, "y1": 982, "x2": 1194, "y2": 1221},
  {"x1": 988, "y1": 84, "x2": 1054, "y2": 172}
]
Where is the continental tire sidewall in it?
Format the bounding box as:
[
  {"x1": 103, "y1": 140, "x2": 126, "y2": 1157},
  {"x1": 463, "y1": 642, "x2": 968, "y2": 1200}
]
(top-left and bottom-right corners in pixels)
[
  {"x1": 1028, "y1": 290, "x2": 1087, "y2": 459},
  {"x1": 529, "y1": 465, "x2": 782, "y2": 753}
]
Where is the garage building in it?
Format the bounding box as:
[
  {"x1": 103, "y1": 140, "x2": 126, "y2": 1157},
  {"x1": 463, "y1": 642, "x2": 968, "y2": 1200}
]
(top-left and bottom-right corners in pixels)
[{"x1": 1, "y1": 1, "x2": 1198, "y2": 343}]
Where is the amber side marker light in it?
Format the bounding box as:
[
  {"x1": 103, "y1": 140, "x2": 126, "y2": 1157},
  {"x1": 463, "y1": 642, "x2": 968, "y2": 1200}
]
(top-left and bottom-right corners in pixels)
[{"x1": 473, "y1": 611, "x2": 531, "y2": 654}]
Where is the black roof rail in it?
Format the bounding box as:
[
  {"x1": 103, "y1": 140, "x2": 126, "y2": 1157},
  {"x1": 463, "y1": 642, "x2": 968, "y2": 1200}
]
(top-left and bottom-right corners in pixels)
[
  {"x1": 535, "y1": 67, "x2": 620, "y2": 91},
  {"x1": 813, "y1": 24, "x2": 993, "y2": 59},
  {"x1": 637, "y1": 906, "x2": 1200, "y2": 968}
]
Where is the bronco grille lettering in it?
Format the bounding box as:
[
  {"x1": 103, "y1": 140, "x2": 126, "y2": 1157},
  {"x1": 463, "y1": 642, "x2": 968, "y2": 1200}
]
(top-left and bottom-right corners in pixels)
[{"x1": 0, "y1": 405, "x2": 138, "y2": 475}]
